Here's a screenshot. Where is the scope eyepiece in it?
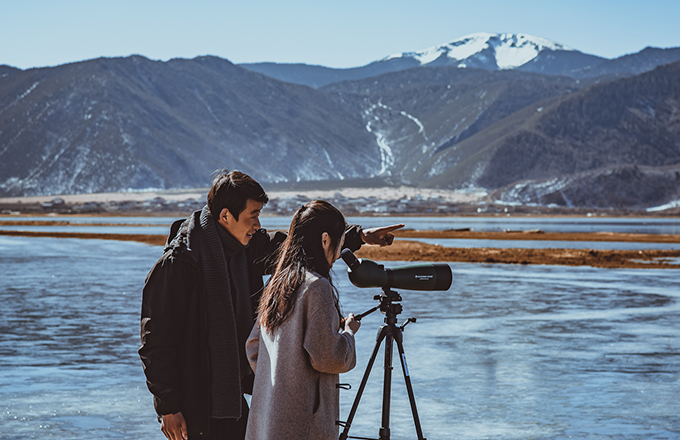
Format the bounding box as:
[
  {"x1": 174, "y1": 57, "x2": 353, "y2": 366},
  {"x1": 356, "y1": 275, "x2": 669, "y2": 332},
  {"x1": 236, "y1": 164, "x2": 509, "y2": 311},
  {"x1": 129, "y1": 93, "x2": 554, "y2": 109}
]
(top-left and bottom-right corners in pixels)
[{"x1": 341, "y1": 248, "x2": 360, "y2": 271}]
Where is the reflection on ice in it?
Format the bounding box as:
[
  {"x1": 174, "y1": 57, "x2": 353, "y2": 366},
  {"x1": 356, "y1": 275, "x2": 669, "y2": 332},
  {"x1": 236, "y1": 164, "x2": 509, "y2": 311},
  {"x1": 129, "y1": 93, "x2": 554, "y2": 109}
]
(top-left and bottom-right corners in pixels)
[{"x1": 0, "y1": 237, "x2": 679, "y2": 439}]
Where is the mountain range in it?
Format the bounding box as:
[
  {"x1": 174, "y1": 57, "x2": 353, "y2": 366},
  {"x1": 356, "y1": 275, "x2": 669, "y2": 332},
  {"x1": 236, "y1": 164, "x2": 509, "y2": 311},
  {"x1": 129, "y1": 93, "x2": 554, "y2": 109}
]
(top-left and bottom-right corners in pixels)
[
  {"x1": 0, "y1": 56, "x2": 379, "y2": 195},
  {"x1": 1, "y1": 32, "x2": 680, "y2": 210},
  {"x1": 242, "y1": 33, "x2": 680, "y2": 88}
]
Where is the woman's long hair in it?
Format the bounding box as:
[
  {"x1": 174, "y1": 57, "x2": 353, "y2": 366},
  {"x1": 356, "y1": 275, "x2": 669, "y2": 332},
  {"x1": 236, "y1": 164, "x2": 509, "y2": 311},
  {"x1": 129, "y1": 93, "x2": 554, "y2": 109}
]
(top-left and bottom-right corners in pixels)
[{"x1": 257, "y1": 200, "x2": 346, "y2": 331}]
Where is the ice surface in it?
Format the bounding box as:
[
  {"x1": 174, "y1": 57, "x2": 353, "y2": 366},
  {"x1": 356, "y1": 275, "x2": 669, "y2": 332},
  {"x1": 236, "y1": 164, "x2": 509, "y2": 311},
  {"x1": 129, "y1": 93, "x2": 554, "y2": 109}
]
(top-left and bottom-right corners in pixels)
[{"x1": 2, "y1": 234, "x2": 680, "y2": 439}]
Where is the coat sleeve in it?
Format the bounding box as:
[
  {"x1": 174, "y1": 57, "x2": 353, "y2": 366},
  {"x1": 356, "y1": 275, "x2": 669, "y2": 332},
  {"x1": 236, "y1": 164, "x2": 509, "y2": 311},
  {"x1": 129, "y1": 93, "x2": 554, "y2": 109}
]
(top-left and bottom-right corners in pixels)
[
  {"x1": 248, "y1": 229, "x2": 288, "y2": 277},
  {"x1": 343, "y1": 224, "x2": 364, "y2": 253},
  {"x1": 302, "y1": 280, "x2": 356, "y2": 375},
  {"x1": 246, "y1": 323, "x2": 261, "y2": 374},
  {"x1": 138, "y1": 252, "x2": 195, "y2": 416}
]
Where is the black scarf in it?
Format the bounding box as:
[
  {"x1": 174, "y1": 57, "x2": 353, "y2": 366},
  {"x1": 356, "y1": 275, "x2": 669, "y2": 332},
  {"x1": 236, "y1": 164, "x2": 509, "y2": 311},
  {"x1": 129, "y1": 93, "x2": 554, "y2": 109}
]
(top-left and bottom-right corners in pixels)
[{"x1": 199, "y1": 206, "x2": 252, "y2": 419}]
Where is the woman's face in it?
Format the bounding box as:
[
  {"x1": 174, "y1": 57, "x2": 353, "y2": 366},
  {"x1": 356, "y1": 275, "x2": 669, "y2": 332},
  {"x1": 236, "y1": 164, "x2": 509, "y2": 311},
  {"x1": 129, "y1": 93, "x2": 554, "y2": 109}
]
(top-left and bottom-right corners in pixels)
[{"x1": 322, "y1": 231, "x2": 346, "y2": 267}]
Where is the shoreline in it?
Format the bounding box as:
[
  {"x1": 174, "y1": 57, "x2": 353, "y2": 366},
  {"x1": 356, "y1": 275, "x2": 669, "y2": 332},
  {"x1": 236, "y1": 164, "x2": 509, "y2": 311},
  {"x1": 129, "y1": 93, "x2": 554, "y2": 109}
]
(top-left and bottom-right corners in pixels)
[{"x1": 2, "y1": 228, "x2": 679, "y2": 269}]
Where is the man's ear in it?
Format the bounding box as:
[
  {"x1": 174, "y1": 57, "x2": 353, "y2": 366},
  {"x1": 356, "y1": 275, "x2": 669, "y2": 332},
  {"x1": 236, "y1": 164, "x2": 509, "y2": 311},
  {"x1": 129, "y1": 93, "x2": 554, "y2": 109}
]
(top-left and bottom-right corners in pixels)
[{"x1": 217, "y1": 208, "x2": 231, "y2": 229}]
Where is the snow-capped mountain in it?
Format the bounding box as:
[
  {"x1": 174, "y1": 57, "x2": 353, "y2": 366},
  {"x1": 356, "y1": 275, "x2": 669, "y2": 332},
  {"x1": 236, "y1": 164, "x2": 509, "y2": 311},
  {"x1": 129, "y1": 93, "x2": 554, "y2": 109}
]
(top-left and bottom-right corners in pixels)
[
  {"x1": 384, "y1": 32, "x2": 573, "y2": 70},
  {"x1": 242, "y1": 32, "x2": 606, "y2": 88}
]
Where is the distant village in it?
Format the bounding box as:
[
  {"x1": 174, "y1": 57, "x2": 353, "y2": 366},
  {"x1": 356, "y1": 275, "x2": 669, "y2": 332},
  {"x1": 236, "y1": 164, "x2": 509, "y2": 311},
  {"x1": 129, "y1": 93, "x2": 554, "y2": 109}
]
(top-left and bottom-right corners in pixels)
[
  {"x1": 2, "y1": 193, "x2": 480, "y2": 216},
  {"x1": 0, "y1": 191, "x2": 657, "y2": 217}
]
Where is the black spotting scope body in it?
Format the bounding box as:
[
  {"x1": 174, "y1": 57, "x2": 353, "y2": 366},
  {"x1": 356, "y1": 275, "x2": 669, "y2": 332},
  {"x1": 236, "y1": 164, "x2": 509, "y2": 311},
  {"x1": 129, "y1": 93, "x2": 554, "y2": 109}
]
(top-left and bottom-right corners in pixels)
[{"x1": 341, "y1": 249, "x2": 452, "y2": 291}]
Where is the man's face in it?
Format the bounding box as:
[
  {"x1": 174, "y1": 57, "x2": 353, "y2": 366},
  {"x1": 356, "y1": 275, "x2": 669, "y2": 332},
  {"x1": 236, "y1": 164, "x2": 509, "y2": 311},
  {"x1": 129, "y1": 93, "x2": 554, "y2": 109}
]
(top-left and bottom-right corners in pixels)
[{"x1": 218, "y1": 198, "x2": 263, "y2": 246}]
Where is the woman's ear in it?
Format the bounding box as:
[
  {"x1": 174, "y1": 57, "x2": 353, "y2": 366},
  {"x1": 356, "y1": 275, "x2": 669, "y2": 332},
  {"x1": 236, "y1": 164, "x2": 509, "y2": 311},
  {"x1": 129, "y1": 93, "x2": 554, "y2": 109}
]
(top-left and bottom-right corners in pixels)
[{"x1": 321, "y1": 231, "x2": 331, "y2": 254}]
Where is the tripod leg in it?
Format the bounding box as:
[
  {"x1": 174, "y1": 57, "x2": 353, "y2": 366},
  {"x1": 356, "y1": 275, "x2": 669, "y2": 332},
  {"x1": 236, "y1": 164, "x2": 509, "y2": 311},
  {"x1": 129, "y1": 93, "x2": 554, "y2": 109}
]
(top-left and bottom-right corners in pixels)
[
  {"x1": 339, "y1": 325, "x2": 388, "y2": 440},
  {"x1": 393, "y1": 328, "x2": 426, "y2": 440},
  {"x1": 380, "y1": 330, "x2": 394, "y2": 440}
]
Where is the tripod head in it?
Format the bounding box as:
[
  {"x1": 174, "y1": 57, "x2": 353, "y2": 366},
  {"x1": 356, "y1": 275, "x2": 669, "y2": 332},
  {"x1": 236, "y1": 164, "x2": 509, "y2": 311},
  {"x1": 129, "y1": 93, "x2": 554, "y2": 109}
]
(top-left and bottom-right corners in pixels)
[
  {"x1": 376, "y1": 288, "x2": 403, "y2": 326},
  {"x1": 353, "y1": 287, "x2": 404, "y2": 324}
]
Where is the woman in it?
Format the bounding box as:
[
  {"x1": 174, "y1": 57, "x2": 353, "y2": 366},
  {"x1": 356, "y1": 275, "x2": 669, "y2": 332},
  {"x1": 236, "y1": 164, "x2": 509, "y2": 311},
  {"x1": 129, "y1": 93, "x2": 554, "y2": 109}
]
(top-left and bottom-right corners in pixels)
[{"x1": 245, "y1": 200, "x2": 360, "y2": 440}]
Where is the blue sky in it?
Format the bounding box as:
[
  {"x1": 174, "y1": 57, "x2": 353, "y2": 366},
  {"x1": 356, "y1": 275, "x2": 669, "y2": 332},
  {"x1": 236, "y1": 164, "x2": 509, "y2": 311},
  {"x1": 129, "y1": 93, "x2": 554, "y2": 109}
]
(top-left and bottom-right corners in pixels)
[{"x1": 2, "y1": 0, "x2": 680, "y2": 70}]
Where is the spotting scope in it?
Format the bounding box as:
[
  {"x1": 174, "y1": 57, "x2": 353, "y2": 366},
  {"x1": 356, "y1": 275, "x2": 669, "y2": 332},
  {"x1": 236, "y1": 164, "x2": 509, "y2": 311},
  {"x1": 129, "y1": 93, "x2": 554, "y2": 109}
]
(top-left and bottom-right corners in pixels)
[{"x1": 341, "y1": 249, "x2": 452, "y2": 291}]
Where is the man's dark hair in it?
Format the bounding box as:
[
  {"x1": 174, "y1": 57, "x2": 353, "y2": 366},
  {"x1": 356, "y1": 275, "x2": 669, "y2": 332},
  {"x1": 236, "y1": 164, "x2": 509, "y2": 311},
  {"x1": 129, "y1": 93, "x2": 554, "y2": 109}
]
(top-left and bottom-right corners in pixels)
[{"x1": 207, "y1": 170, "x2": 269, "y2": 223}]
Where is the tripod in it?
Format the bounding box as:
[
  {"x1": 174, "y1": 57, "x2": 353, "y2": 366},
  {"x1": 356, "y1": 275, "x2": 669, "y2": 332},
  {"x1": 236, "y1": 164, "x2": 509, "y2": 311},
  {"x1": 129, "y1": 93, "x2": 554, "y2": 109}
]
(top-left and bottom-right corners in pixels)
[{"x1": 338, "y1": 287, "x2": 426, "y2": 440}]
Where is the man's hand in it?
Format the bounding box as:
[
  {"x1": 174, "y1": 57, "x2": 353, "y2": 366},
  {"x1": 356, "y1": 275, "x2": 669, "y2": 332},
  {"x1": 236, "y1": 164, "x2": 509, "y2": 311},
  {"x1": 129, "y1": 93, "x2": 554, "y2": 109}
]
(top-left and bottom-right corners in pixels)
[
  {"x1": 360, "y1": 224, "x2": 405, "y2": 247},
  {"x1": 161, "y1": 412, "x2": 188, "y2": 440}
]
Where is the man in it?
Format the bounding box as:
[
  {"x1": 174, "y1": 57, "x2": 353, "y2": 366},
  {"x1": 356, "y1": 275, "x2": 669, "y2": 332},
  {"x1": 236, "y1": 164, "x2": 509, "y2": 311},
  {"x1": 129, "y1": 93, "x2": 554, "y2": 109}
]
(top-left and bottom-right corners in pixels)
[{"x1": 139, "y1": 170, "x2": 403, "y2": 440}]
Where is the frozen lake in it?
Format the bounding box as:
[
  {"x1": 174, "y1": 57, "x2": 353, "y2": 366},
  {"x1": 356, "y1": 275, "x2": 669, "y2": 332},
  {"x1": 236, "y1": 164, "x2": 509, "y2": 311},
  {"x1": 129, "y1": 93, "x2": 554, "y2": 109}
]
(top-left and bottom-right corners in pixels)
[{"x1": 0, "y1": 236, "x2": 679, "y2": 439}]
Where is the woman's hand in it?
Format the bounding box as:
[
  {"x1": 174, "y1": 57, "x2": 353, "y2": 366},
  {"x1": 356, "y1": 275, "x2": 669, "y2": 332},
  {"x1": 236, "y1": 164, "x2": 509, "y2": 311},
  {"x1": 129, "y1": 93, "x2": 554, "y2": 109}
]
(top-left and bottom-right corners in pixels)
[{"x1": 344, "y1": 313, "x2": 361, "y2": 333}]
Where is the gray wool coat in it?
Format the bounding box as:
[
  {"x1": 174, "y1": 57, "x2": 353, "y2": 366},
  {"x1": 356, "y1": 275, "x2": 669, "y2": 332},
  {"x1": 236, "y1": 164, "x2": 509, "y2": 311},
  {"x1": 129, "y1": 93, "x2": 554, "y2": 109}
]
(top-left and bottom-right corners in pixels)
[{"x1": 245, "y1": 270, "x2": 357, "y2": 440}]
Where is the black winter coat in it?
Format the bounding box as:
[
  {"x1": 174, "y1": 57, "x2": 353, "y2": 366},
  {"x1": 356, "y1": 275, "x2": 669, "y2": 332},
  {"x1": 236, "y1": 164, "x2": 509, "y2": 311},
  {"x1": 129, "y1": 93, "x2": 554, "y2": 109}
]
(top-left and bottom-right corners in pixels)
[{"x1": 139, "y1": 212, "x2": 363, "y2": 437}]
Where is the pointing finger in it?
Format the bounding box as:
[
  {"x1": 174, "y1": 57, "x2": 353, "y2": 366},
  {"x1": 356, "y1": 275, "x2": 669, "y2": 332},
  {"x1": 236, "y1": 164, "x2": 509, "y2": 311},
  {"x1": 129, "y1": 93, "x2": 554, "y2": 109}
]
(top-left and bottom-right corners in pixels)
[{"x1": 374, "y1": 224, "x2": 405, "y2": 234}]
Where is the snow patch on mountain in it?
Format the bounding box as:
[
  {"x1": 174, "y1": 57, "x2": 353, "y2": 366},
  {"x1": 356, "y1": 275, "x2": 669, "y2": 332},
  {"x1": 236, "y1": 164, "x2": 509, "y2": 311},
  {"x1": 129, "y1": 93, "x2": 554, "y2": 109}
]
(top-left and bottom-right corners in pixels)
[
  {"x1": 0, "y1": 82, "x2": 40, "y2": 116},
  {"x1": 399, "y1": 110, "x2": 427, "y2": 140},
  {"x1": 363, "y1": 101, "x2": 396, "y2": 175},
  {"x1": 497, "y1": 176, "x2": 574, "y2": 204},
  {"x1": 647, "y1": 199, "x2": 680, "y2": 212}
]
